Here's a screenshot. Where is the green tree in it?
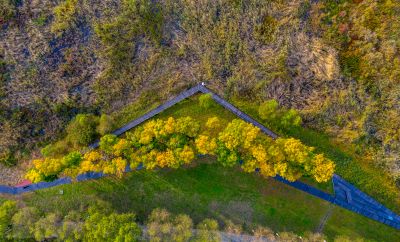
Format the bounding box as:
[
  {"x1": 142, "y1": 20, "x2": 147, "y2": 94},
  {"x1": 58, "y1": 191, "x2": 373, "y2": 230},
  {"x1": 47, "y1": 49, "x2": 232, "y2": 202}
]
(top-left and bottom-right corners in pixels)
[
  {"x1": 171, "y1": 214, "x2": 193, "y2": 242},
  {"x1": 32, "y1": 213, "x2": 59, "y2": 241},
  {"x1": 0, "y1": 200, "x2": 17, "y2": 239},
  {"x1": 259, "y1": 100, "x2": 302, "y2": 130},
  {"x1": 62, "y1": 151, "x2": 83, "y2": 167},
  {"x1": 216, "y1": 143, "x2": 240, "y2": 167},
  {"x1": 84, "y1": 210, "x2": 141, "y2": 242},
  {"x1": 99, "y1": 134, "x2": 119, "y2": 155},
  {"x1": 194, "y1": 219, "x2": 221, "y2": 242},
  {"x1": 280, "y1": 109, "x2": 302, "y2": 129},
  {"x1": 58, "y1": 211, "x2": 84, "y2": 242},
  {"x1": 147, "y1": 208, "x2": 193, "y2": 242},
  {"x1": 11, "y1": 207, "x2": 40, "y2": 239},
  {"x1": 199, "y1": 93, "x2": 214, "y2": 109},
  {"x1": 258, "y1": 100, "x2": 279, "y2": 123}
]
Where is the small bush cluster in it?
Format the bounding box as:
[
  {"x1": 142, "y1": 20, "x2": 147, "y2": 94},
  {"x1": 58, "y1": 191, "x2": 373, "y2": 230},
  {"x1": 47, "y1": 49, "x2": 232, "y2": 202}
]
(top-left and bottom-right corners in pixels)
[
  {"x1": 40, "y1": 113, "x2": 114, "y2": 158},
  {"x1": 258, "y1": 99, "x2": 302, "y2": 131}
]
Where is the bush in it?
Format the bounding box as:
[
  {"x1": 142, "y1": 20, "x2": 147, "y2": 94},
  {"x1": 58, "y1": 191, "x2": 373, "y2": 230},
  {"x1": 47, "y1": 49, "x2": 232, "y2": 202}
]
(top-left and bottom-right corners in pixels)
[
  {"x1": 255, "y1": 15, "x2": 278, "y2": 43},
  {"x1": 199, "y1": 93, "x2": 214, "y2": 109},
  {"x1": 194, "y1": 219, "x2": 220, "y2": 242},
  {"x1": 97, "y1": 114, "x2": 114, "y2": 136},
  {"x1": 41, "y1": 140, "x2": 69, "y2": 158},
  {"x1": 51, "y1": 0, "x2": 79, "y2": 34},
  {"x1": 258, "y1": 100, "x2": 279, "y2": 121},
  {"x1": 258, "y1": 100, "x2": 302, "y2": 131},
  {"x1": 147, "y1": 208, "x2": 193, "y2": 242},
  {"x1": 66, "y1": 114, "x2": 99, "y2": 147}
]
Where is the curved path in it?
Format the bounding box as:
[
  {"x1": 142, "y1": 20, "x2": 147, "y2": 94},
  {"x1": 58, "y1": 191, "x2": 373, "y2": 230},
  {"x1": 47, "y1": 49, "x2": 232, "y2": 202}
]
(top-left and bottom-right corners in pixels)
[{"x1": 1, "y1": 84, "x2": 399, "y2": 230}]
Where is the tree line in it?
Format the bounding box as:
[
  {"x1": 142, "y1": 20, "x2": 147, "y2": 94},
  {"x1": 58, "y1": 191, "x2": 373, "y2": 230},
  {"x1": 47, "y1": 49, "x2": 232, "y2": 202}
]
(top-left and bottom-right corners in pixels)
[
  {"x1": 0, "y1": 199, "x2": 361, "y2": 241},
  {"x1": 26, "y1": 114, "x2": 334, "y2": 184}
]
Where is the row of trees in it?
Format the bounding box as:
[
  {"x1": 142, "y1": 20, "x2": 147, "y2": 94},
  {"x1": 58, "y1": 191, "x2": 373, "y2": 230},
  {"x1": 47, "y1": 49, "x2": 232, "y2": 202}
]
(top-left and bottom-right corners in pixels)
[
  {"x1": 1, "y1": 200, "x2": 358, "y2": 241},
  {"x1": 26, "y1": 116, "x2": 334, "y2": 183},
  {"x1": 0, "y1": 200, "x2": 141, "y2": 241}
]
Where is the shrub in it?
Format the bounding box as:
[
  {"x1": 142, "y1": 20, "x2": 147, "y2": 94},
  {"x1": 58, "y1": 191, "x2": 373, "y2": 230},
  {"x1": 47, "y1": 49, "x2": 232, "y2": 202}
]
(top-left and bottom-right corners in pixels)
[
  {"x1": 194, "y1": 219, "x2": 220, "y2": 242},
  {"x1": 199, "y1": 93, "x2": 214, "y2": 109},
  {"x1": 66, "y1": 114, "x2": 99, "y2": 147},
  {"x1": 258, "y1": 100, "x2": 302, "y2": 131},
  {"x1": 258, "y1": 100, "x2": 279, "y2": 121},
  {"x1": 255, "y1": 15, "x2": 278, "y2": 43},
  {"x1": 96, "y1": 114, "x2": 114, "y2": 136},
  {"x1": 147, "y1": 208, "x2": 193, "y2": 242},
  {"x1": 51, "y1": 0, "x2": 79, "y2": 34}
]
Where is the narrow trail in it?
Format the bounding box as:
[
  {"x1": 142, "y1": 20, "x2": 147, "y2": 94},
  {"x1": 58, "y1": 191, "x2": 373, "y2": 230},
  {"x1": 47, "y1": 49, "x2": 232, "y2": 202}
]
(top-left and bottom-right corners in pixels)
[{"x1": 315, "y1": 204, "x2": 334, "y2": 233}]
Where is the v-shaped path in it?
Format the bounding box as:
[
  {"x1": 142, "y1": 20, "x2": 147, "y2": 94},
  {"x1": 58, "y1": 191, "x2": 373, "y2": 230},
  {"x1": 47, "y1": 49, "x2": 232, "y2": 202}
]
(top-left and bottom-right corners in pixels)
[{"x1": 1, "y1": 84, "x2": 399, "y2": 230}]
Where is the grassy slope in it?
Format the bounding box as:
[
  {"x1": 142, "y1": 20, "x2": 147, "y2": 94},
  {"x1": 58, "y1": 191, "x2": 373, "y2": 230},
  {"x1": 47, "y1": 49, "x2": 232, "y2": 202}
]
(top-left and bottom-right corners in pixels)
[{"x1": 8, "y1": 95, "x2": 399, "y2": 241}]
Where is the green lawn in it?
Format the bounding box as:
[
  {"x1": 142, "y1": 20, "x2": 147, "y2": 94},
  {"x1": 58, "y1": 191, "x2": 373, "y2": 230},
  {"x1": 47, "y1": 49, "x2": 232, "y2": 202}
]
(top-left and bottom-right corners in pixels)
[{"x1": 17, "y1": 161, "x2": 400, "y2": 241}]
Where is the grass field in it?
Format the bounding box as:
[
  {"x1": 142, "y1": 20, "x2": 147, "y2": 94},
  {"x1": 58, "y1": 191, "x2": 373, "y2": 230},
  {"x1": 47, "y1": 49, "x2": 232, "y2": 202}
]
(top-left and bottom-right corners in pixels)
[{"x1": 17, "y1": 161, "x2": 400, "y2": 241}]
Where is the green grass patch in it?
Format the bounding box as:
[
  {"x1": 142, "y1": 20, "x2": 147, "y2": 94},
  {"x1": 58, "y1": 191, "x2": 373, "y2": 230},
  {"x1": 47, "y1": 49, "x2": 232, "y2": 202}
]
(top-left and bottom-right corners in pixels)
[{"x1": 16, "y1": 161, "x2": 400, "y2": 241}]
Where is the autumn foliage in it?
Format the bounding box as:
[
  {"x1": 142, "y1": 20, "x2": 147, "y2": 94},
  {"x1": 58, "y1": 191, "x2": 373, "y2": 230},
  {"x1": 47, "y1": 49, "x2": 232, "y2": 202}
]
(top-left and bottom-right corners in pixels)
[{"x1": 26, "y1": 117, "x2": 334, "y2": 183}]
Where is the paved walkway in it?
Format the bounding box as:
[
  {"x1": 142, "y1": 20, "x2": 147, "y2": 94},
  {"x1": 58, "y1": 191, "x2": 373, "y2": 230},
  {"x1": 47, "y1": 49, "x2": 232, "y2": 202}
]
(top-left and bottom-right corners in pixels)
[{"x1": 1, "y1": 83, "x2": 399, "y2": 230}]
